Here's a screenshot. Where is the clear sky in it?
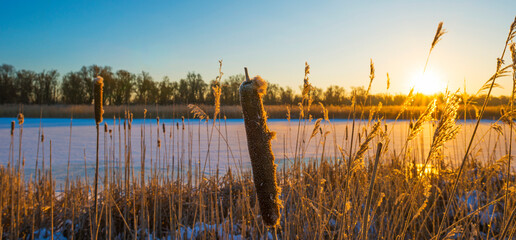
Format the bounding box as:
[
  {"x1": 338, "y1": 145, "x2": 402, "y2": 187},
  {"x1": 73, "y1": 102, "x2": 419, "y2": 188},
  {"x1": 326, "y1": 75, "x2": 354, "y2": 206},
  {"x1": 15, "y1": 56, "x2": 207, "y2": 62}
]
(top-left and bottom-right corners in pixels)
[{"x1": 1, "y1": 1, "x2": 514, "y2": 95}]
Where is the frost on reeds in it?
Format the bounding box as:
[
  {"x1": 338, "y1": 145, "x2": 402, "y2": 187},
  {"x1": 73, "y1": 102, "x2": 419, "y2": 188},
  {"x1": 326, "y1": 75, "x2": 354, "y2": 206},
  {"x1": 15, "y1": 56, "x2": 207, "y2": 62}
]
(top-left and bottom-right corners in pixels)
[{"x1": 239, "y1": 68, "x2": 281, "y2": 227}]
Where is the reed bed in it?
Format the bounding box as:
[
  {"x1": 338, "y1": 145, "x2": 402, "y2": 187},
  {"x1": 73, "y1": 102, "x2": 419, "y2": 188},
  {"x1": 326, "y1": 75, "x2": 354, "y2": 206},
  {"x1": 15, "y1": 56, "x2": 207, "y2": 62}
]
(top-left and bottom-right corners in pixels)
[
  {"x1": 1, "y1": 17, "x2": 516, "y2": 240},
  {"x1": 0, "y1": 104, "x2": 506, "y2": 120}
]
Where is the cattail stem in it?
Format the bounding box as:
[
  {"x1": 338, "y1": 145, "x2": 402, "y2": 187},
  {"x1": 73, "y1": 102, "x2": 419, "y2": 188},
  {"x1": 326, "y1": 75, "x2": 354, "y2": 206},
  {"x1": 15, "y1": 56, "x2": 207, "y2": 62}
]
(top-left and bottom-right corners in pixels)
[
  {"x1": 93, "y1": 123, "x2": 100, "y2": 240},
  {"x1": 240, "y1": 68, "x2": 281, "y2": 226}
]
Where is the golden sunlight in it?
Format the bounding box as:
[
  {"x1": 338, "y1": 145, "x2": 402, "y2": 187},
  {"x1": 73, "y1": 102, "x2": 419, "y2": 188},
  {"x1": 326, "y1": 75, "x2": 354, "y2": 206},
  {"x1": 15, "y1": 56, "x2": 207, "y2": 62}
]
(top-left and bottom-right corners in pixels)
[{"x1": 410, "y1": 70, "x2": 445, "y2": 95}]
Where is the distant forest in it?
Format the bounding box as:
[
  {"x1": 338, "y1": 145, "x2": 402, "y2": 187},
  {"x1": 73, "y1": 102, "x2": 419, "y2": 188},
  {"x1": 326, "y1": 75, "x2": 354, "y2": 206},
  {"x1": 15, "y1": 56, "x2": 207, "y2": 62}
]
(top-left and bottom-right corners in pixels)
[{"x1": 0, "y1": 64, "x2": 511, "y2": 106}]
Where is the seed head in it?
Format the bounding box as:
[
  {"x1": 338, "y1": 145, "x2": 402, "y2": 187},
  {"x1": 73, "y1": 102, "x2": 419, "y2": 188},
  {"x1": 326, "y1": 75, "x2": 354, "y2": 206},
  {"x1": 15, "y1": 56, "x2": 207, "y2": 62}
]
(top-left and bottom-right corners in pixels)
[
  {"x1": 10, "y1": 121, "x2": 15, "y2": 136},
  {"x1": 94, "y1": 76, "x2": 104, "y2": 124}
]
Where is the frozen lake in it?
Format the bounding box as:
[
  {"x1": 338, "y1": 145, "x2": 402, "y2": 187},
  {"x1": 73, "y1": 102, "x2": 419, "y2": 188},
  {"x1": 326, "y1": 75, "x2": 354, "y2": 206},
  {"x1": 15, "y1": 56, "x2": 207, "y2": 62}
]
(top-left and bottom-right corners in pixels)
[{"x1": 0, "y1": 117, "x2": 514, "y2": 186}]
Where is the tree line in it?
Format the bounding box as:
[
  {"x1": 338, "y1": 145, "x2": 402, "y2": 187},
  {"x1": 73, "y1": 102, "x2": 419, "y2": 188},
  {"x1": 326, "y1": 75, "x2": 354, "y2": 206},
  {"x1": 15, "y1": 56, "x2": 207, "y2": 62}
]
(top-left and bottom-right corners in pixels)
[{"x1": 0, "y1": 64, "x2": 510, "y2": 106}]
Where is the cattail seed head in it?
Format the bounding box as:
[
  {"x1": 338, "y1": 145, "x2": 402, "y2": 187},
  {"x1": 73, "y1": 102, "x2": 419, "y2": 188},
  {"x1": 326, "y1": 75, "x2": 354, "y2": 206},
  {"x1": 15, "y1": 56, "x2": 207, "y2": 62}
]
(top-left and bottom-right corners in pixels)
[
  {"x1": 162, "y1": 123, "x2": 166, "y2": 133},
  {"x1": 240, "y1": 69, "x2": 282, "y2": 226},
  {"x1": 41, "y1": 134, "x2": 44, "y2": 142},
  {"x1": 104, "y1": 122, "x2": 108, "y2": 133},
  {"x1": 10, "y1": 121, "x2": 15, "y2": 136},
  {"x1": 17, "y1": 113, "x2": 24, "y2": 125},
  {"x1": 94, "y1": 76, "x2": 104, "y2": 125}
]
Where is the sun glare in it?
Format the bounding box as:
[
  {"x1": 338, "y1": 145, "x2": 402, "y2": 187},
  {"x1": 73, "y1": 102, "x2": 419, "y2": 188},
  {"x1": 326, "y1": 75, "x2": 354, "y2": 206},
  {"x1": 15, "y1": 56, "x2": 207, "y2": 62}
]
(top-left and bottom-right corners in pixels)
[{"x1": 410, "y1": 71, "x2": 445, "y2": 95}]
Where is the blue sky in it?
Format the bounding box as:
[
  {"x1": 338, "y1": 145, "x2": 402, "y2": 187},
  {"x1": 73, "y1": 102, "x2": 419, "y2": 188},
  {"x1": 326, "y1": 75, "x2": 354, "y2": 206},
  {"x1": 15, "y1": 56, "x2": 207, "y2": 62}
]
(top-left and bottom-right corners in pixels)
[{"x1": 1, "y1": 1, "x2": 514, "y2": 95}]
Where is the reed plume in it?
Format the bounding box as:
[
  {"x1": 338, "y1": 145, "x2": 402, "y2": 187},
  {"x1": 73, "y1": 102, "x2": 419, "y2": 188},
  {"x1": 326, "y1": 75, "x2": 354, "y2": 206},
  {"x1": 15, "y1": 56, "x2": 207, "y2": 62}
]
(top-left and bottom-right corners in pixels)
[
  {"x1": 386, "y1": 73, "x2": 390, "y2": 90},
  {"x1": 366, "y1": 59, "x2": 375, "y2": 97},
  {"x1": 188, "y1": 104, "x2": 208, "y2": 121},
  {"x1": 302, "y1": 62, "x2": 311, "y2": 100},
  {"x1": 240, "y1": 67, "x2": 281, "y2": 227},
  {"x1": 213, "y1": 60, "x2": 223, "y2": 119},
  {"x1": 426, "y1": 92, "x2": 460, "y2": 162},
  {"x1": 424, "y1": 22, "x2": 446, "y2": 72},
  {"x1": 353, "y1": 121, "x2": 381, "y2": 164},
  {"x1": 407, "y1": 99, "x2": 436, "y2": 142}
]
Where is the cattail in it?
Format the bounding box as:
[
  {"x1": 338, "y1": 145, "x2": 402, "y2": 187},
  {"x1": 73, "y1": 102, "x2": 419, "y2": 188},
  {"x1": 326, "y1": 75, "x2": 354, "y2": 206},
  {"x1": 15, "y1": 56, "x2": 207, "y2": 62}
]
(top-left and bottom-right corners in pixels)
[
  {"x1": 240, "y1": 67, "x2": 282, "y2": 226},
  {"x1": 162, "y1": 123, "x2": 166, "y2": 133},
  {"x1": 17, "y1": 113, "x2": 24, "y2": 125},
  {"x1": 94, "y1": 76, "x2": 104, "y2": 124},
  {"x1": 104, "y1": 122, "x2": 108, "y2": 133},
  {"x1": 10, "y1": 121, "x2": 14, "y2": 136},
  {"x1": 41, "y1": 134, "x2": 44, "y2": 142},
  {"x1": 156, "y1": 116, "x2": 160, "y2": 125}
]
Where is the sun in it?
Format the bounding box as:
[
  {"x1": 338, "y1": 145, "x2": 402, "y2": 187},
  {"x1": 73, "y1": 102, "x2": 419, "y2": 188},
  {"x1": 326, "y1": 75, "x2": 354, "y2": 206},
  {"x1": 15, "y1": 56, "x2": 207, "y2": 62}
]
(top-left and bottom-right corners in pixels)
[{"x1": 410, "y1": 71, "x2": 445, "y2": 95}]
